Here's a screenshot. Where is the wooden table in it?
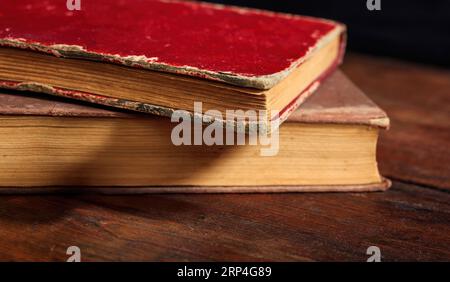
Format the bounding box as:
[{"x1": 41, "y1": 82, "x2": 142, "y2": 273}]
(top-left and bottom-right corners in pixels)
[{"x1": 0, "y1": 54, "x2": 449, "y2": 261}]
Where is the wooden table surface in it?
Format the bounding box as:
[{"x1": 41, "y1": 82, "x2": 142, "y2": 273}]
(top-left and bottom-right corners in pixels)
[{"x1": 0, "y1": 54, "x2": 449, "y2": 262}]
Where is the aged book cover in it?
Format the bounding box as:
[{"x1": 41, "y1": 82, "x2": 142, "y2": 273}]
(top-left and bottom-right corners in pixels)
[
  {"x1": 0, "y1": 0, "x2": 346, "y2": 132},
  {"x1": 0, "y1": 71, "x2": 390, "y2": 193}
]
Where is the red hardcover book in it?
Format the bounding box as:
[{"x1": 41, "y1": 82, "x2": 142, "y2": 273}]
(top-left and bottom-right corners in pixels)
[{"x1": 0, "y1": 0, "x2": 346, "y2": 131}]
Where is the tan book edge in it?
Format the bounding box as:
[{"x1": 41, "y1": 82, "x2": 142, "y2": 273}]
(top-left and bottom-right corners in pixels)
[{"x1": 0, "y1": 70, "x2": 390, "y2": 193}]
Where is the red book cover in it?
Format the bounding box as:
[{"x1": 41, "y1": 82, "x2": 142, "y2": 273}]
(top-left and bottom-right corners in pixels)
[
  {"x1": 0, "y1": 0, "x2": 345, "y2": 89},
  {"x1": 0, "y1": 0, "x2": 346, "y2": 133}
]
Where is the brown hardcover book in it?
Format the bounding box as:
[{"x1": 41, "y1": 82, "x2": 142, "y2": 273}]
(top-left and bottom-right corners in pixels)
[{"x1": 0, "y1": 71, "x2": 390, "y2": 193}]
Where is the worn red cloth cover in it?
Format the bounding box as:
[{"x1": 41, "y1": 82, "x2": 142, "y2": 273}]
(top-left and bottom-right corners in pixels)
[{"x1": 0, "y1": 0, "x2": 345, "y2": 89}]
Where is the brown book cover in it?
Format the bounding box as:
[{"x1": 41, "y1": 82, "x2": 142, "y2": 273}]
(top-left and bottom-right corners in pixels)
[{"x1": 0, "y1": 70, "x2": 390, "y2": 193}]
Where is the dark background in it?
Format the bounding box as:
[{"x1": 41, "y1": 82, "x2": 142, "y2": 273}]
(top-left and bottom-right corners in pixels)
[{"x1": 203, "y1": 0, "x2": 450, "y2": 67}]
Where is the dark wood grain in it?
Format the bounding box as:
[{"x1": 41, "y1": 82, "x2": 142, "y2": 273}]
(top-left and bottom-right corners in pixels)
[
  {"x1": 0, "y1": 53, "x2": 449, "y2": 261},
  {"x1": 0, "y1": 181, "x2": 448, "y2": 262}
]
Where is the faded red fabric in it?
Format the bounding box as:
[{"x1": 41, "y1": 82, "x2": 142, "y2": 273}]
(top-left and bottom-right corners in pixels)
[{"x1": 0, "y1": 0, "x2": 338, "y2": 77}]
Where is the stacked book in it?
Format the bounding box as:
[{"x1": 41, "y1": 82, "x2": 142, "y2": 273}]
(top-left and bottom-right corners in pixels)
[{"x1": 0, "y1": 0, "x2": 389, "y2": 193}]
